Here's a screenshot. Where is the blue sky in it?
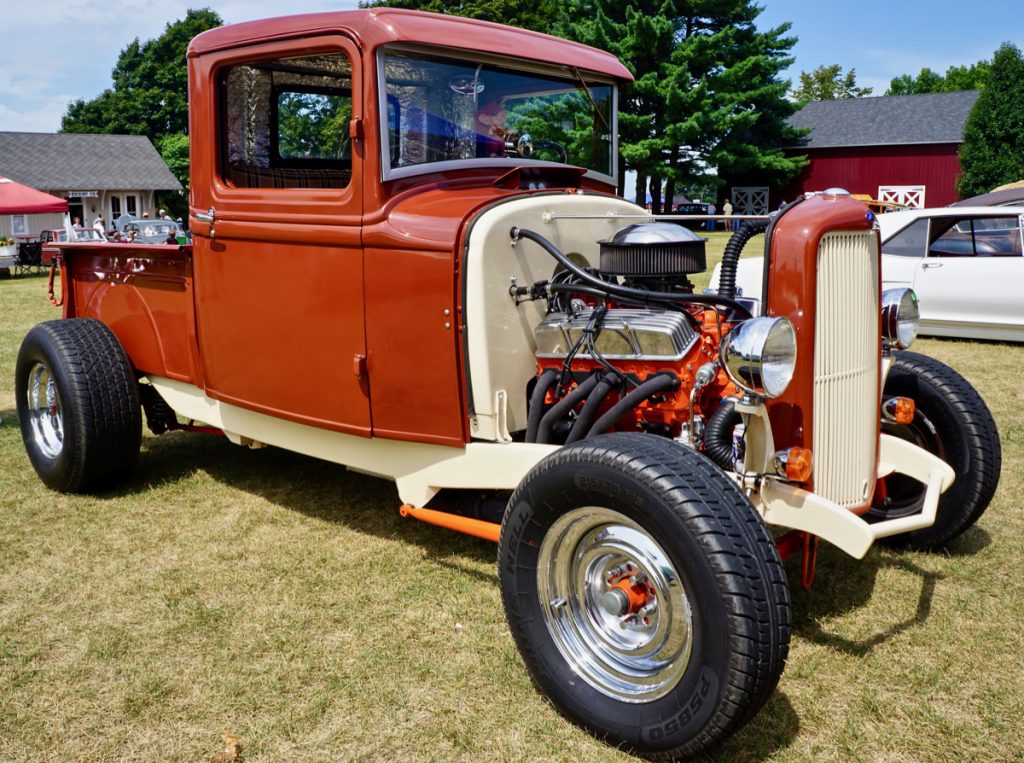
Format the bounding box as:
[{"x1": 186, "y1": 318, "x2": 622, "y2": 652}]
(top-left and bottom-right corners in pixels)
[{"x1": 0, "y1": 1, "x2": 1021, "y2": 133}]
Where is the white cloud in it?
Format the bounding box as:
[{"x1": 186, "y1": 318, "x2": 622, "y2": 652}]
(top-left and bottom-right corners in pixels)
[{"x1": 0, "y1": 0, "x2": 360, "y2": 133}]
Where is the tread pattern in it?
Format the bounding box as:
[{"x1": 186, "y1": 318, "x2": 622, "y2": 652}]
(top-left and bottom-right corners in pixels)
[
  {"x1": 499, "y1": 433, "x2": 790, "y2": 759},
  {"x1": 883, "y1": 350, "x2": 1001, "y2": 549},
  {"x1": 16, "y1": 318, "x2": 141, "y2": 493}
]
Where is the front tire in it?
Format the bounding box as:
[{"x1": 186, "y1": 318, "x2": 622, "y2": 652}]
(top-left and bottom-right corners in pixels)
[
  {"x1": 16, "y1": 319, "x2": 142, "y2": 493},
  {"x1": 499, "y1": 434, "x2": 790, "y2": 759},
  {"x1": 870, "y1": 350, "x2": 1000, "y2": 549}
]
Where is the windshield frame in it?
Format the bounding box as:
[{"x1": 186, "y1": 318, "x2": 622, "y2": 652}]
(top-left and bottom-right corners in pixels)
[{"x1": 375, "y1": 44, "x2": 619, "y2": 187}]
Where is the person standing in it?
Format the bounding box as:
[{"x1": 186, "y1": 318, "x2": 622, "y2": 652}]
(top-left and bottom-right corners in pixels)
[
  {"x1": 93, "y1": 215, "x2": 104, "y2": 233},
  {"x1": 722, "y1": 199, "x2": 734, "y2": 231}
]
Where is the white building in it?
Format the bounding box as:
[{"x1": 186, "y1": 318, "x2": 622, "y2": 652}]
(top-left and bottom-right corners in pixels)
[{"x1": 0, "y1": 132, "x2": 182, "y2": 239}]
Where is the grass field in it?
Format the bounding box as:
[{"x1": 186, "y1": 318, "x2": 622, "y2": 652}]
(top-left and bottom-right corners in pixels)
[{"x1": 1, "y1": 245, "x2": 1022, "y2": 761}]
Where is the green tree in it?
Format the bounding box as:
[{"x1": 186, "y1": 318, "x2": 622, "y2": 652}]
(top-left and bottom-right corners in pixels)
[
  {"x1": 359, "y1": 0, "x2": 558, "y2": 32},
  {"x1": 61, "y1": 9, "x2": 222, "y2": 216},
  {"x1": 790, "y1": 64, "x2": 872, "y2": 102},
  {"x1": 885, "y1": 62, "x2": 989, "y2": 95},
  {"x1": 156, "y1": 132, "x2": 190, "y2": 219},
  {"x1": 558, "y1": 1, "x2": 806, "y2": 209},
  {"x1": 957, "y1": 43, "x2": 1024, "y2": 198},
  {"x1": 62, "y1": 9, "x2": 222, "y2": 140}
]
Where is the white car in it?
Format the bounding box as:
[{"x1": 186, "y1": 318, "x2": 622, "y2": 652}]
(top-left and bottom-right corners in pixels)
[{"x1": 714, "y1": 204, "x2": 1024, "y2": 342}]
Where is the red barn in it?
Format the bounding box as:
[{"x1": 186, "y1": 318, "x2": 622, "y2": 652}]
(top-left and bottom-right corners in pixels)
[{"x1": 780, "y1": 91, "x2": 980, "y2": 209}]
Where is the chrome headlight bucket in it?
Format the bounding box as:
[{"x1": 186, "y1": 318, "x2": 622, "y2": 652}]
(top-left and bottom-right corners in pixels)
[
  {"x1": 719, "y1": 316, "x2": 797, "y2": 399},
  {"x1": 881, "y1": 288, "x2": 920, "y2": 350}
]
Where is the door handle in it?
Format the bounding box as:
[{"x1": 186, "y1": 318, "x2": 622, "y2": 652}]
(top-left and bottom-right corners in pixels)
[
  {"x1": 193, "y1": 207, "x2": 216, "y2": 238},
  {"x1": 921, "y1": 262, "x2": 943, "y2": 269}
]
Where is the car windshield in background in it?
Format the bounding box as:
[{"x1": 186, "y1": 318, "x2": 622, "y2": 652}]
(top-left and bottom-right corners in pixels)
[
  {"x1": 138, "y1": 222, "x2": 176, "y2": 237},
  {"x1": 73, "y1": 229, "x2": 104, "y2": 241},
  {"x1": 380, "y1": 49, "x2": 615, "y2": 179}
]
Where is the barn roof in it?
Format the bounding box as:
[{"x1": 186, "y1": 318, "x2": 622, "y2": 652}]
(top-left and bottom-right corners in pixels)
[
  {"x1": 0, "y1": 132, "x2": 182, "y2": 192},
  {"x1": 787, "y1": 90, "x2": 980, "y2": 149}
]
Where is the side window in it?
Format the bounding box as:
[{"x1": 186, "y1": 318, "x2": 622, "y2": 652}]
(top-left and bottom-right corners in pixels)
[
  {"x1": 220, "y1": 53, "x2": 352, "y2": 189},
  {"x1": 882, "y1": 219, "x2": 928, "y2": 257},
  {"x1": 933, "y1": 217, "x2": 1023, "y2": 257}
]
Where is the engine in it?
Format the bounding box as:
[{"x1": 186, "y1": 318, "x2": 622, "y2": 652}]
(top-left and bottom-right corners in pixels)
[{"x1": 518, "y1": 222, "x2": 744, "y2": 451}]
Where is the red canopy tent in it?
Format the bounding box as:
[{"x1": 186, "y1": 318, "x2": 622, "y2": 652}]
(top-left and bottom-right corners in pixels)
[{"x1": 0, "y1": 176, "x2": 68, "y2": 214}]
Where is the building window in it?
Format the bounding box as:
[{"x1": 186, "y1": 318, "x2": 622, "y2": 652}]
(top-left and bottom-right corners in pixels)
[
  {"x1": 126, "y1": 195, "x2": 137, "y2": 217},
  {"x1": 111, "y1": 196, "x2": 121, "y2": 220},
  {"x1": 10, "y1": 214, "x2": 29, "y2": 236}
]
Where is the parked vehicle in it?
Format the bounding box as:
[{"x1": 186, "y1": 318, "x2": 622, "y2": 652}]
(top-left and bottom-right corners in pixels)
[
  {"x1": 120, "y1": 218, "x2": 186, "y2": 244},
  {"x1": 39, "y1": 227, "x2": 106, "y2": 264},
  {"x1": 878, "y1": 205, "x2": 1024, "y2": 341},
  {"x1": 950, "y1": 185, "x2": 1024, "y2": 208},
  {"x1": 15, "y1": 12, "x2": 1001, "y2": 759}
]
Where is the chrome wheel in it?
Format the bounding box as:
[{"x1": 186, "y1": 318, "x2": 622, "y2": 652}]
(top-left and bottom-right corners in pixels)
[
  {"x1": 26, "y1": 362, "x2": 63, "y2": 459},
  {"x1": 537, "y1": 506, "x2": 693, "y2": 702}
]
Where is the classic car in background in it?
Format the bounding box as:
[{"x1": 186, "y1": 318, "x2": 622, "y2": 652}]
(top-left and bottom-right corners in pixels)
[
  {"x1": 878, "y1": 205, "x2": 1024, "y2": 341},
  {"x1": 120, "y1": 219, "x2": 186, "y2": 243},
  {"x1": 40, "y1": 227, "x2": 107, "y2": 264},
  {"x1": 712, "y1": 202, "x2": 1024, "y2": 343}
]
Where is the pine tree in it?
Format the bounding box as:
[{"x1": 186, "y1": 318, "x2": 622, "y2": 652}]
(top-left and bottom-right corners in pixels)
[
  {"x1": 957, "y1": 43, "x2": 1024, "y2": 198},
  {"x1": 558, "y1": 1, "x2": 805, "y2": 208}
]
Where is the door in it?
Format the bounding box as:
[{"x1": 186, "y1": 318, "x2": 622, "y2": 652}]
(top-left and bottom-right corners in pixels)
[
  {"x1": 914, "y1": 214, "x2": 1024, "y2": 337},
  {"x1": 878, "y1": 185, "x2": 925, "y2": 209},
  {"x1": 189, "y1": 36, "x2": 369, "y2": 435}
]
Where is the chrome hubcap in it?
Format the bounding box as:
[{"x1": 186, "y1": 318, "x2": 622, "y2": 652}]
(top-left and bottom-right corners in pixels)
[
  {"x1": 26, "y1": 362, "x2": 63, "y2": 459},
  {"x1": 538, "y1": 507, "x2": 693, "y2": 702}
]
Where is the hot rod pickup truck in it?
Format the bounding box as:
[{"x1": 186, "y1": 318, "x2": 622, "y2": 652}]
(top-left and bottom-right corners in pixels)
[{"x1": 15, "y1": 9, "x2": 1000, "y2": 759}]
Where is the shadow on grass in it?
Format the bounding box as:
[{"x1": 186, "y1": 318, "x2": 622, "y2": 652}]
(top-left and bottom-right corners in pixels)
[
  {"x1": 698, "y1": 691, "x2": 800, "y2": 762},
  {"x1": 111, "y1": 430, "x2": 498, "y2": 566},
  {"x1": 788, "y1": 543, "x2": 948, "y2": 657}
]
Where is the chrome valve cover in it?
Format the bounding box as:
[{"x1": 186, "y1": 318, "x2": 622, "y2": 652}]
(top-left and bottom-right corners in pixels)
[{"x1": 534, "y1": 309, "x2": 697, "y2": 361}]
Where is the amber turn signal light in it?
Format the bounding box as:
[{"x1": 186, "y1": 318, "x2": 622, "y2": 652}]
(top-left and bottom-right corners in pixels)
[
  {"x1": 882, "y1": 396, "x2": 915, "y2": 425},
  {"x1": 772, "y1": 447, "x2": 813, "y2": 483}
]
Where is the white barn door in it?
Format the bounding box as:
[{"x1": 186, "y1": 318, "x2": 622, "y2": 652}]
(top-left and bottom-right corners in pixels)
[{"x1": 878, "y1": 185, "x2": 926, "y2": 209}]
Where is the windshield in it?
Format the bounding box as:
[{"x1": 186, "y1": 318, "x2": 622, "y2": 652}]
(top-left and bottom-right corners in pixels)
[{"x1": 380, "y1": 49, "x2": 615, "y2": 180}]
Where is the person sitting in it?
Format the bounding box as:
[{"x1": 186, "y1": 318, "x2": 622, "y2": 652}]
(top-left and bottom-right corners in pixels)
[{"x1": 165, "y1": 232, "x2": 178, "y2": 245}]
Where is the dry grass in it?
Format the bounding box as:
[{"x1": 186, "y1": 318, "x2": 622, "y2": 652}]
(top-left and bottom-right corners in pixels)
[{"x1": 1, "y1": 265, "x2": 1022, "y2": 761}]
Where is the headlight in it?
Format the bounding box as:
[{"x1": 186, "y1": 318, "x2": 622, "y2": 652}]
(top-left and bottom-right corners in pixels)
[
  {"x1": 881, "y1": 288, "x2": 919, "y2": 349},
  {"x1": 719, "y1": 316, "x2": 797, "y2": 398}
]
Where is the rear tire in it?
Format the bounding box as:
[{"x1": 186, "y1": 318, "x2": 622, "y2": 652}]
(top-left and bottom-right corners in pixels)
[
  {"x1": 16, "y1": 319, "x2": 142, "y2": 493},
  {"x1": 499, "y1": 433, "x2": 790, "y2": 759},
  {"x1": 870, "y1": 350, "x2": 1000, "y2": 549}
]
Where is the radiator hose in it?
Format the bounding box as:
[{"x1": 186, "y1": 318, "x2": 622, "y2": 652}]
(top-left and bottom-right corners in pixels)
[
  {"x1": 717, "y1": 219, "x2": 770, "y2": 301},
  {"x1": 704, "y1": 398, "x2": 742, "y2": 471}
]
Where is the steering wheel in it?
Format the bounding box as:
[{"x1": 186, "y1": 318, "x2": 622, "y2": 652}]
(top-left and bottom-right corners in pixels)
[{"x1": 514, "y1": 134, "x2": 568, "y2": 164}]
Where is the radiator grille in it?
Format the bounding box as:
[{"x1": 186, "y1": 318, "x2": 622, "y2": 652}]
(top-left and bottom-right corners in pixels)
[{"x1": 813, "y1": 231, "x2": 879, "y2": 508}]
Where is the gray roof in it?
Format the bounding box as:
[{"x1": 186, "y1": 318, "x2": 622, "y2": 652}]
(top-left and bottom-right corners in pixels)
[
  {"x1": 0, "y1": 132, "x2": 182, "y2": 192},
  {"x1": 787, "y1": 90, "x2": 980, "y2": 149}
]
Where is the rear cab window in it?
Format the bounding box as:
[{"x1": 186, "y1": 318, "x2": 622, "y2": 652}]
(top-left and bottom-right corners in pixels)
[{"x1": 220, "y1": 53, "x2": 353, "y2": 190}]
